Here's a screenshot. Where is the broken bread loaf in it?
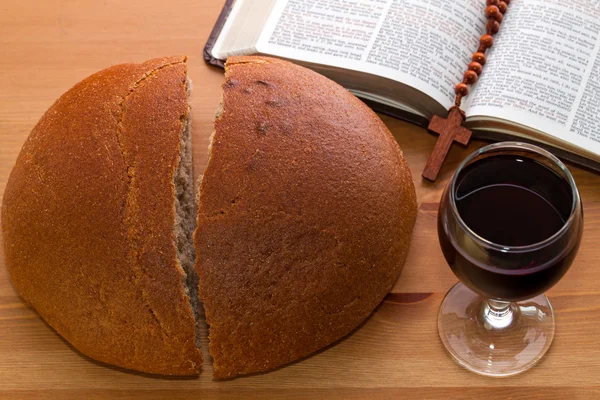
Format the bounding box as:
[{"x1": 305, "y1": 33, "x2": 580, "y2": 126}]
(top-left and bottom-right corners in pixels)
[
  {"x1": 1, "y1": 56, "x2": 202, "y2": 375},
  {"x1": 195, "y1": 56, "x2": 418, "y2": 379},
  {"x1": 2, "y1": 55, "x2": 417, "y2": 378}
]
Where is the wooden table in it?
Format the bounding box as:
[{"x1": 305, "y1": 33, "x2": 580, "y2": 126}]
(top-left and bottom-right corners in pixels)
[{"x1": 1, "y1": 1, "x2": 599, "y2": 399}]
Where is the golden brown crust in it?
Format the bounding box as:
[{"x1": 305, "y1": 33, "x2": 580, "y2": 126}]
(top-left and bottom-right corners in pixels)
[
  {"x1": 1, "y1": 56, "x2": 202, "y2": 375},
  {"x1": 195, "y1": 56, "x2": 417, "y2": 379}
]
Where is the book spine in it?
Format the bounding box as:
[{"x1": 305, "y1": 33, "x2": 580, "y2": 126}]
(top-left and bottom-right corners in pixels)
[{"x1": 204, "y1": 0, "x2": 235, "y2": 68}]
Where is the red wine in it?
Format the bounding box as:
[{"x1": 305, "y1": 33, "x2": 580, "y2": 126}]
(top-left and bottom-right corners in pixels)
[
  {"x1": 438, "y1": 154, "x2": 582, "y2": 301},
  {"x1": 455, "y1": 156, "x2": 570, "y2": 247}
]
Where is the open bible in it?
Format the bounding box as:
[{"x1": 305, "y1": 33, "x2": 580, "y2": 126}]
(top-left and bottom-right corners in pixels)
[{"x1": 205, "y1": 0, "x2": 600, "y2": 172}]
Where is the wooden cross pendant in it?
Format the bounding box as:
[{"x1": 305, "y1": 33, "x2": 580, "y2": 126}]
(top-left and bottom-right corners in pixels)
[{"x1": 422, "y1": 108, "x2": 472, "y2": 181}]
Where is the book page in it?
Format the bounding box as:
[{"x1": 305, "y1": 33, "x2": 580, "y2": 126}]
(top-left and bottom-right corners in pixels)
[
  {"x1": 256, "y1": 0, "x2": 486, "y2": 111},
  {"x1": 465, "y1": 0, "x2": 600, "y2": 155}
]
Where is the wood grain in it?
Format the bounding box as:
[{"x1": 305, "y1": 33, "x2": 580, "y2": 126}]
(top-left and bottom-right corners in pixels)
[{"x1": 1, "y1": 1, "x2": 600, "y2": 399}]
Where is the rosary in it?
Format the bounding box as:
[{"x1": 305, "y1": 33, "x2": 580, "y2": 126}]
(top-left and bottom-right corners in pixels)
[{"x1": 422, "y1": 0, "x2": 510, "y2": 181}]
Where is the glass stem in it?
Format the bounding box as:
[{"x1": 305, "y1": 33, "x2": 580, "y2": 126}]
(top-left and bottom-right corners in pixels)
[{"x1": 482, "y1": 299, "x2": 515, "y2": 330}]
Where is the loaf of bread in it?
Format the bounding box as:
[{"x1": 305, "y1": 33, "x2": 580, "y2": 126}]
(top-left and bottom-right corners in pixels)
[
  {"x1": 2, "y1": 55, "x2": 417, "y2": 378},
  {"x1": 195, "y1": 56, "x2": 418, "y2": 379},
  {"x1": 1, "y1": 56, "x2": 202, "y2": 375}
]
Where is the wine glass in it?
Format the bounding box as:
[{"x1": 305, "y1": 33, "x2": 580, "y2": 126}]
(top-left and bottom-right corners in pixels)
[{"x1": 437, "y1": 142, "x2": 583, "y2": 377}]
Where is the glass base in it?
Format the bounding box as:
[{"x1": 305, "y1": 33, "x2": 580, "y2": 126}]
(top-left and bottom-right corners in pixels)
[{"x1": 438, "y1": 282, "x2": 555, "y2": 377}]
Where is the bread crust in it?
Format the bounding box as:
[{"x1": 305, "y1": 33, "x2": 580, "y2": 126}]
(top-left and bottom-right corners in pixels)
[
  {"x1": 195, "y1": 56, "x2": 417, "y2": 379},
  {"x1": 1, "y1": 56, "x2": 202, "y2": 375}
]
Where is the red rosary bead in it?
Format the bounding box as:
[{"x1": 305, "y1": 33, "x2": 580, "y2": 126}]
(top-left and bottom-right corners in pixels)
[
  {"x1": 498, "y1": 1, "x2": 508, "y2": 13},
  {"x1": 468, "y1": 61, "x2": 483, "y2": 75},
  {"x1": 472, "y1": 52, "x2": 487, "y2": 65},
  {"x1": 485, "y1": 5, "x2": 501, "y2": 19},
  {"x1": 464, "y1": 70, "x2": 478, "y2": 84},
  {"x1": 487, "y1": 19, "x2": 500, "y2": 34},
  {"x1": 480, "y1": 34, "x2": 494, "y2": 49},
  {"x1": 486, "y1": 0, "x2": 499, "y2": 5},
  {"x1": 455, "y1": 83, "x2": 469, "y2": 96}
]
